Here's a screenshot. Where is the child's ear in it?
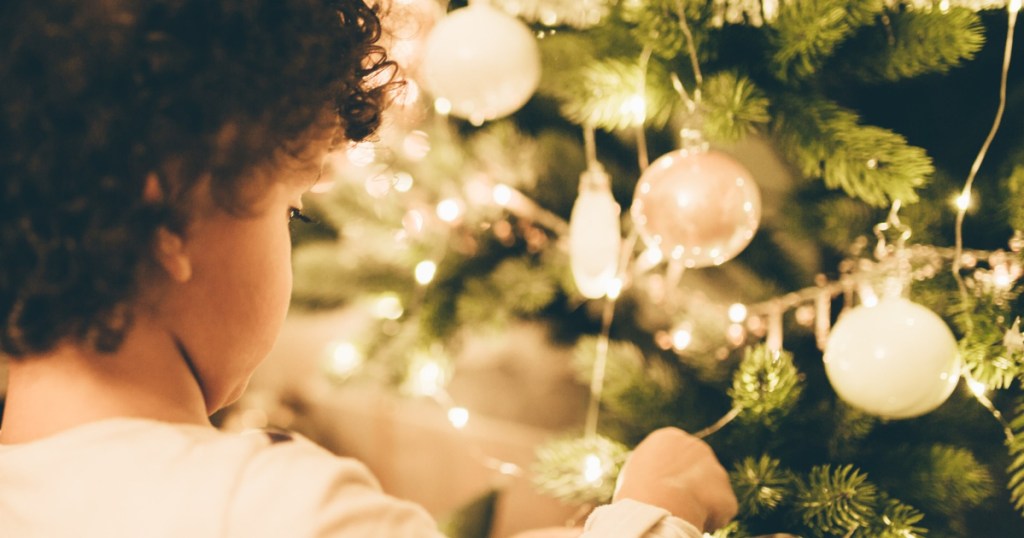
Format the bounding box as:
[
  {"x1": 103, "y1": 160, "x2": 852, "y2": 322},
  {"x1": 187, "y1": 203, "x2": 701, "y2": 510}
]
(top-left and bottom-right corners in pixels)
[
  {"x1": 145, "y1": 173, "x2": 193, "y2": 283},
  {"x1": 154, "y1": 227, "x2": 192, "y2": 283}
]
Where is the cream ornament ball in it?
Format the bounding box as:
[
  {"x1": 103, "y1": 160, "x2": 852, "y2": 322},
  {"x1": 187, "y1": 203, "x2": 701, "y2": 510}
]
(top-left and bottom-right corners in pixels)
[
  {"x1": 630, "y1": 148, "x2": 761, "y2": 268},
  {"x1": 419, "y1": 3, "x2": 541, "y2": 124},
  {"x1": 823, "y1": 297, "x2": 962, "y2": 419}
]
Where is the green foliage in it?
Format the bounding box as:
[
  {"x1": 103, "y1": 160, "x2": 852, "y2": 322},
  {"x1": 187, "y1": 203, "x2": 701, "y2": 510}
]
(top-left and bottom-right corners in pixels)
[
  {"x1": 769, "y1": 0, "x2": 882, "y2": 81},
  {"x1": 730, "y1": 454, "x2": 795, "y2": 516},
  {"x1": 847, "y1": 8, "x2": 984, "y2": 82},
  {"x1": 828, "y1": 404, "x2": 877, "y2": 460},
  {"x1": 1009, "y1": 401, "x2": 1024, "y2": 515},
  {"x1": 1007, "y1": 164, "x2": 1024, "y2": 232},
  {"x1": 701, "y1": 71, "x2": 771, "y2": 143},
  {"x1": 706, "y1": 520, "x2": 751, "y2": 538},
  {"x1": 951, "y1": 288, "x2": 1024, "y2": 389},
  {"x1": 729, "y1": 344, "x2": 804, "y2": 424},
  {"x1": 619, "y1": 0, "x2": 688, "y2": 59},
  {"x1": 532, "y1": 435, "x2": 630, "y2": 504},
  {"x1": 547, "y1": 56, "x2": 679, "y2": 130},
  {"x1": 900, "y1": 445, "x2": 996, "y2": 518},
  {"x1": 796, "y1": 464, "x2": 878, "y2": 536},
  {"x1": 571, "y1": 337, "x2": 679, "y2": 434},
  {"x1": 867, "y1": 497, "x2": 927, "y2": 538},
  {"x1": 773, "y1": 98, "x2": 932, "y2": 206},
  {"x1": 455, "y1": 257, "x2": 560, "y2": 327}
]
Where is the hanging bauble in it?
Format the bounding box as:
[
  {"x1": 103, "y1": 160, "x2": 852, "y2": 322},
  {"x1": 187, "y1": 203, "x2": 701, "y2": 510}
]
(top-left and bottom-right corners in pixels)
[
  {"x1": 419, "y1": 3, "x2": 541, "y2": 124},
  {"x1": 569, "y1": 164, "x2": 621, "y2": 299},
  {"x1": 823, "y1": 297, "x2": 961, "y2": 419},
  {"x1": 630, "y1": 147, "x2": 761, "y2": 268}
]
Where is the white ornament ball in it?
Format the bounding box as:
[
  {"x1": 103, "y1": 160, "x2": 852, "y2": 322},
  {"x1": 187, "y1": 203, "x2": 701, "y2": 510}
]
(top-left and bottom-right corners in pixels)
[
  {"x1": 823, "y1": 298, "x2": 961, "y2": 419},
  {"x1": 419, "y1": 4, "x2": 541, "y2": 124},
  {"x1": 630, "y1": 148, "x2": 761, "y2": 268}
]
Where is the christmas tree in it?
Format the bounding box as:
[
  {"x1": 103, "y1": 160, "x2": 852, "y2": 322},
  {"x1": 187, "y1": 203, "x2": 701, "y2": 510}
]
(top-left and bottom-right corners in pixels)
[{"x1": 286, "y1": 1, "x2": 1024, "y2": 536}]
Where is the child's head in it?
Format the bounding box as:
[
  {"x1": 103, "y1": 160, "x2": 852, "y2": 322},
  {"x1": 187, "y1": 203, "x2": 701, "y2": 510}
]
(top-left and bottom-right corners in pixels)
[{"x1": 1, "y1": 0, "x2": 394, "y2": 410}]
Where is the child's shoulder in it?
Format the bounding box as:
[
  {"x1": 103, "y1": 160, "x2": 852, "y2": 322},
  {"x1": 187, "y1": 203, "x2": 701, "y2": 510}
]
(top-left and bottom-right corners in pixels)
[{"x1": 0, "y1": 418, "x2": 439, "y2": 537}]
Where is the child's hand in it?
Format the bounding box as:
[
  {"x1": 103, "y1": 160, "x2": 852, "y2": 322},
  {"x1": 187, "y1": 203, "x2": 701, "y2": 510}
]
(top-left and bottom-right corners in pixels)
[{"x1": 613, "y1": 427, "x2": 738, "y2": 532}]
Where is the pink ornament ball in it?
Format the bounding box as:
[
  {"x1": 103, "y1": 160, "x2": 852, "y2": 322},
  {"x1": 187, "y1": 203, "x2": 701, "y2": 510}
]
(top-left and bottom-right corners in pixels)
[{"x1": 631, "y1": 148, "x2": 761, "y2": 268}]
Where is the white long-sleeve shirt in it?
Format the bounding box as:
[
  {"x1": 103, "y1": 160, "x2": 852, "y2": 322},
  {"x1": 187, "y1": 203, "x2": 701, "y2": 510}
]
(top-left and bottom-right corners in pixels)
[{"x1": 0, "y1": 418, "x2": 700, "y2": 537}]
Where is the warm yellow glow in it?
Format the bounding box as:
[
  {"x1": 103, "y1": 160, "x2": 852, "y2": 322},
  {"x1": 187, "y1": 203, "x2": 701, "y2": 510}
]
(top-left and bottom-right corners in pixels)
[
  {"x1": 583, "y1": 454, "x2": 604, "y2": 484},
  {"x1": 415, "y1": 260, "x2": 437, "y2": 285},
  {"x1": 346, "y1": 141, "x2": 376, "y2": 167},
  {"x1": 728, "y1": 303, "x2": 748, "y2": 323},
  {"x1": 606, "y1": 278, "x2": 623, "y2": 300},
  {"x1": 953, "y1": 190, "x2": 973, "y2": 212},
  {"x1": 393, "y1": 172, "x2": 414, "y2": 193},
  {"x1": 371, "y1": 294, "x2": 404, "y2": 320},
  {"x1": 967, "y1": 378, "x2": 988, "y2": 398},
  {"x1": 327, "y1": 342, "x2": 364, "y2": 377},
  {"x1": 492, "y1": 184, "x2": 513, "y2": 206},
  {"x1": 671, "y1": 327, "x2": 692, "y2": 351},
  {"x1": 447, "y1": 407, "x2": 470, "y2": 429},
  {"x1": 436, "y1": 198, "x2": 463, "y2": 223},
  {"x1": 408, "y1": 360, "x2": 445, "y2": 397},
  {"x1": 620, "y1": 94, "x2": 647, "y2": 126},
  {"x1": 434, "y1": 97, "x2": 452, "y2": 115}
]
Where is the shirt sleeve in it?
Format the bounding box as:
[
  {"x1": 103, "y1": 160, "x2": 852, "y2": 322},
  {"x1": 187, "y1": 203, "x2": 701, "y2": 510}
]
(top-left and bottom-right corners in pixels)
[
  {"x1": 225, "y1": 434, "x2": 444, "y2": 538},
  {"x1": 581, "y1": 499, "x2": 703, "y2": 538}
]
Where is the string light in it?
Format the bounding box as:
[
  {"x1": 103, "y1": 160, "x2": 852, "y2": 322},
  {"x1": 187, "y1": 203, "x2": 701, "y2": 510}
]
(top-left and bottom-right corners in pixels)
[
  {"x1": 582, "y1": 453, "x2": 604, "y2": 484},
  {"x1": 967, "y1": 377, "x2": 988, "y2": 398},
  {"x1": 436, "y1": 198, "x2": 463, "y2": 223},
  {"x1": 370, "y1": 293, "x2": 404, "y2": 320},
  {"x1": 492, "y1": 184, "x2": 513, "y2": 206},
  {"x1": 415, "y1": 260, "x2": 437, "y2": 284},
  {"x1": 393, "y1": 172, "x2": 415, "y2": 192},
  {"x1": 405, "y1": 358, "x2": 446, "y2": 397},
  {"x1": 447, "y1": 406, "x2": 470, "y2": 429},
  {"x1": 433, "y1": 97, "x2": 453, "y2": 115},
  {"x1": 953, "y1": 190, "x2": 974, "y2": 212},
  {"x1": 326, "y1": 341, "x2": 364, "y2": 378},
  {"x1": 728, "y1": 303, "x2": 748, "y2": 323},
  {"x1": 346, "y1": 141, "x2": 376, "y2": 167},
  {"x1": 671, "y1": 325, "x2": 693, "y2": 351},
  {"x1": 605, "y1": 278, "x2": 624, "y2": 300}
]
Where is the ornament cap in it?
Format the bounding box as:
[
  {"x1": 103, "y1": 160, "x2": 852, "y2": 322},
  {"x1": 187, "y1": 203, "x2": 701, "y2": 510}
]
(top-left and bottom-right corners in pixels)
[{"x1": 579, "y1": 162, "x2": 611, "y2": 191}]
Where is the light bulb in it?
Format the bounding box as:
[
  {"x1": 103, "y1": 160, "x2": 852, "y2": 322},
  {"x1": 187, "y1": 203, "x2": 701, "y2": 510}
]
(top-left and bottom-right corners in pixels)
[
  {"x1": 327, "y1": 342, "x2": 364, "y2": 378},
  {"x1": 415, "y1": 261, "x2": 437, "y2": 284},
  {"x1": 728, "y1": 303, "x2": 748, "y2": 323},
  {"x1": 583, "y1": 454, "x2": 604, "y2": 484},
  {"x1": 447, "y1": 407, "x2": 470, "y2": 429},
  {"x1": 569, "y1": 164, "x2": 622, "y2": 299}
]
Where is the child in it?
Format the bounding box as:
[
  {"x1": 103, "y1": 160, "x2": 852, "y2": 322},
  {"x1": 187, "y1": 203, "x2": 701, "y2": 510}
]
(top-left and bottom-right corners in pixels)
[{"x1": 0, "y1": 1, "x2": 737, "y2": 536}]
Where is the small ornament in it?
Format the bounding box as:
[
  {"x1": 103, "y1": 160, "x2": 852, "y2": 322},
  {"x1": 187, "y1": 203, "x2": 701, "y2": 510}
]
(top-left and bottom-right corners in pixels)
[
  {"x1": 823, "y1": 298, "x2": 961, "y2": 419},
  {"x1": 631, "y1": 146, "x2": 761, "y2": 268},
  {"x1": 569, "y1": 163, "x2": 621, "y2": 299},
  {"x1": 419, "y1": 3, "x2": 541, "y2": 124}
]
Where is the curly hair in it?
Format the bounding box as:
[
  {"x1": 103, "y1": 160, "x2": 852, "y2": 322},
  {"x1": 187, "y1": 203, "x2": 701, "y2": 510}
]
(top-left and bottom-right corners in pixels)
[{"x1": 0, "y1": 0, "x2": 396, "y2": 357}]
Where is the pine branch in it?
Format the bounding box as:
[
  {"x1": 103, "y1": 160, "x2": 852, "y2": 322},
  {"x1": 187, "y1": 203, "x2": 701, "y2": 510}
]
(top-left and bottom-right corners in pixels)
[
  {"x1": 845, "y1": 7, "x2": 984, "y2": 82},
  {"x1": 863, "y1": 497, "x2": 927, "y2": 538},
  {"x1": 796, "y1": 464, "x2": 878, "y2": 536},
  {"x1": 1007, "y1": 164, "x2": 1024, "y2": 232},
  {"x1": 898, "y1": 444, "x2": 996, "y2": 518},
  {"x1": 950, "y1": 288, "x2": 1024, "y2": 389},
  {"x1": 769, "y1": 0, "x2": 884, "y2": 81},
  {"x1": 701, "y1": 71, "x2": 771, "y2": 143},
  {"x1": 773, "y1": 98, "x2": 932, "y2": 207},
  {"x1": 532, "y1": 435, "x2": 630, "y2": 504},
  {"x1": 1009, "y1": 400, "x2": 1024, "y2": 515},
  {"x1": 490, "y1": 0, "x2": 613, "y2": 29},
  {"x1": 546, "y1": 56, "x2": 680, "y2": 130},
  {"x1": 571, "y1": 337, "x2": 680, "y2": 432},
  {"x1": 729, "y1": 344, "x2": 804, "y2": 424},
  {"x1": 730, "y1": 454, "x2": 795, "y2": 516},
  {"x1": 706, "y1": 520, "x2": 752, "y2": 538}
]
